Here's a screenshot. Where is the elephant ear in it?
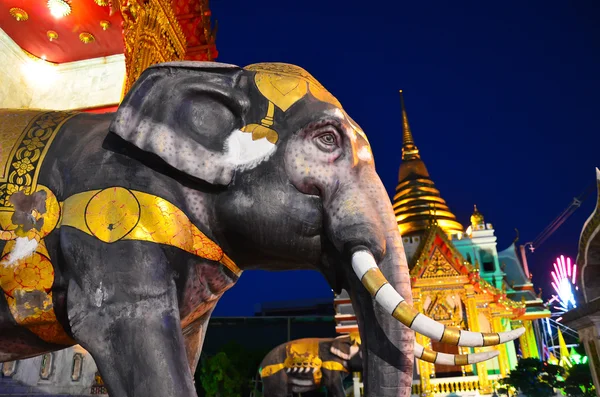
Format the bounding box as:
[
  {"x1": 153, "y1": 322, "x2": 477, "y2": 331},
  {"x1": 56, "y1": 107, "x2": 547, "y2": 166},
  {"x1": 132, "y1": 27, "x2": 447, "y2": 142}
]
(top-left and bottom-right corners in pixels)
[
  {"x1": 330, "y1": 335, "x2": 354, "y2": 360},
  {"x1": 110, "y1": 61, "x2": 273, "y2": 186}
]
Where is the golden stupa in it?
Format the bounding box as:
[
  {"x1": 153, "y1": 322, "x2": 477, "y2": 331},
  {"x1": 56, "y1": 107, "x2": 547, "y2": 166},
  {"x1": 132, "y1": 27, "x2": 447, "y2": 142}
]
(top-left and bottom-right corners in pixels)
[{"x1": 393, "y1": 91, "x2": 463, "y2": 237}]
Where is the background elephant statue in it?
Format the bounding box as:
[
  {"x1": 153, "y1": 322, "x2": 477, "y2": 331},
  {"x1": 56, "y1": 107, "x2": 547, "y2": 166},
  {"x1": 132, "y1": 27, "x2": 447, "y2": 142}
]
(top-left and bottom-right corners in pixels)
[
  {"x1": 0, "y1": 61, "x2": 523, "y2": 397},
  {"x1": 259, "y1": 333, "x2": 362, "y2": 397}
]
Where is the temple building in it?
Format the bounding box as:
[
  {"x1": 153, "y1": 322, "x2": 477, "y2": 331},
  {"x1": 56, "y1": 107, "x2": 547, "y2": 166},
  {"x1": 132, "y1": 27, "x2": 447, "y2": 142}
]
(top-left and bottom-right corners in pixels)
[
  {"x1": 0, "y1": 0, "x2": 216, "y2": 394},
  {"x1": 563, "y1": 168, "x2": 600, "y2": 396},
  {"x1": 334, "y1": 92, "x2": 550, "y2": 396}
]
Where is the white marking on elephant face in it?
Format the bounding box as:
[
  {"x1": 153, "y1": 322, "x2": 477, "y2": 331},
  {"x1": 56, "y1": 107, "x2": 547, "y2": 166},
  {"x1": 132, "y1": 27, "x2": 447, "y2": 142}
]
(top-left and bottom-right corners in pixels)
[
  {"x1": 2, "y1": 237, "x2": 38, "y2": 267},
  {"x1": 357, "y1": 146, "x2": 373, "y2": 162},
  {"x1": 224, "y1": 129, "x2": 276, "y2": 171}
]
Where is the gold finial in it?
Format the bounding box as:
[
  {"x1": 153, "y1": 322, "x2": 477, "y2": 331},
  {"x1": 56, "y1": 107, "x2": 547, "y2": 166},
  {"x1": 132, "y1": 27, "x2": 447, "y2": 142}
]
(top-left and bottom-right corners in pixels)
[
  {"x1": 399, "y1": 90, "x2": 420, "y2": 161},
  {"x1": 470, "y1": 205, "x2": 485, "y2": 228}
]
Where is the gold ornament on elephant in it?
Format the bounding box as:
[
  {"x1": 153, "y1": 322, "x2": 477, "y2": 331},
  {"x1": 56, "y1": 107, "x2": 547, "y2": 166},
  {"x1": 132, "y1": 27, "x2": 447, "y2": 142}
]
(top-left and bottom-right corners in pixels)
[{"x1": 242, "y1": 63, "x2": 368, "y2": 144}]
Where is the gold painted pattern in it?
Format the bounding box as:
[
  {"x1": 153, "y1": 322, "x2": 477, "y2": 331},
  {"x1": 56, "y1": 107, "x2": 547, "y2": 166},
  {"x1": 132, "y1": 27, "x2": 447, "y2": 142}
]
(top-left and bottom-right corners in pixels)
[
  {"x1": 61, "y1": 188, "x2": 241, "y2": 276},
  {"x1": 482, "y1": 333, "x2": 501, "y2": 346},
  {"x1": 0, "y1": 110, "x2": 77, "y2": 208},
  {"x1": 361, "y1": 267, "x2": 388, "y2": 296},
  {"x1": 0, "y1": 110, "x2": 77, "y2": 345},
  {"x1": 242, "y1": 63, "x2": 368, "y2": 144},
  {"x1": 454, "y1": 354, "x2": 469, "y2": 366},
  {"x1": 420, "y1": 349, "x2": 438, "y2": 363},
  {"x1": 392, "y1": 301, "x2": 420, "y2": 327},
  {"x1": 439, "y1": 327, "x2": 461, "y2": 345}
]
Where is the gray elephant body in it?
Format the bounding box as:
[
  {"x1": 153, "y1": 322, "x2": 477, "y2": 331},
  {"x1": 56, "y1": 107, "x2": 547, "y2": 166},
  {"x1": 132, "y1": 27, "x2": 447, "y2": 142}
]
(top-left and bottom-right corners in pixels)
[
  {"x1": 260, "y1": 335, "x2": 362, "y2": 397},
  {"x1": 0, "y1": 61, "x2": 519, "y2": 397}
]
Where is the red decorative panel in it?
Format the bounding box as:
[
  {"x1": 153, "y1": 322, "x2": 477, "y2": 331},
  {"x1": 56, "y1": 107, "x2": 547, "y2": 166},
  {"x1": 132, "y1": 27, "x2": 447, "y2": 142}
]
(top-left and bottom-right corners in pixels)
[{"x1": 0, "y1": 0, "x2": 124, "y2": 63}]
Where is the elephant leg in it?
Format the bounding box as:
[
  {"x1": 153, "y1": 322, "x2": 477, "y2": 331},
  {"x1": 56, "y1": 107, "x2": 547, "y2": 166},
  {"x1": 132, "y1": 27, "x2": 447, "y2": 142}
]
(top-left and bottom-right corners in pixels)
[
  {"x1": 262, "y1": 371, "x2": 289, "y2": 397},
  {"x1": 62, "y1": 235, "x2": 197, "y2": 397},
  {"x1": 183, "y1": 308, "x2": 214, "y2": 375},
  {"x1": 322, "y1": 370, "x2": 347, "y2": 397},
  {"x1": 68, "y1": 289, "x2": 196, "y2": 397}
]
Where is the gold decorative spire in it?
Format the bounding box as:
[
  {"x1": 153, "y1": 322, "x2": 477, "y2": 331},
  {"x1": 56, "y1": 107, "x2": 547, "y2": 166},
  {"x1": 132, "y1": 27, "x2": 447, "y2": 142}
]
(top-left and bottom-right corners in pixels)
[
  {"x1": 393, "y1": 91, "x2": 463, "y2": 237},
  {"x1": 470, "y1": 205, "x2": 485, "y2": 228},
  {"x1": 400, "y1": 90, "x2": 420, "y2": 161}
]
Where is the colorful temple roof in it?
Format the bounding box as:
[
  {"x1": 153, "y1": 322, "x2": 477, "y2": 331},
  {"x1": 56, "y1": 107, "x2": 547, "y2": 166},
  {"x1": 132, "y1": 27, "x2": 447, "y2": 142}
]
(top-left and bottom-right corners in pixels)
[
  {"x1": 410, "y1": 224, "x2": 526, "y2": 319},
  {"x1": 393, "y1": 91, "x2": 463, "y2": 237}
]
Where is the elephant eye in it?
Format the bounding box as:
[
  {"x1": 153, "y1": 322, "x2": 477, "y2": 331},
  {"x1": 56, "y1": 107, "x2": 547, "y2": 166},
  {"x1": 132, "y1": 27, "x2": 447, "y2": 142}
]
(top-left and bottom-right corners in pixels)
[
  {"x1": 320, "y1": 134, "x2": 336, "y2": 144},
  {"x1": 314, "y1": 131, "x2": 340, "y2": 152}
]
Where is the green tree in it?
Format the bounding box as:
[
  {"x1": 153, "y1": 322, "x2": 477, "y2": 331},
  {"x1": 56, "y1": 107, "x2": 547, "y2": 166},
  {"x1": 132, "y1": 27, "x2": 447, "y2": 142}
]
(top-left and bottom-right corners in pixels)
[
  {"x1": 199, "y1": 351, "x2": 245, "y2": 397},
  {"x1": 563, "y1": 363, "x2": 596, "y2": 397},
  {"x1": 195, "y1": 342, "x2": 270, "y2": 397},
  {"x1": 499, "y1": 358, "x2": 565, "y2": 397}
]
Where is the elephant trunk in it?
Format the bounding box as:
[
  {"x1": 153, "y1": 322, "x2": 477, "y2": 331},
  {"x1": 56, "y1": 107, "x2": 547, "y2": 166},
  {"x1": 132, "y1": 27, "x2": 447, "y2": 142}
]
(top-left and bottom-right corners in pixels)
[
  {"x1": 328, "y1": 168, "x2": 520, "y2": 395},
  {"x1": 347, "y1": 225, "x2": 415, "y2": 397},
  {"x1": 327, "y1": 169, "x2": 415, "y2": 396}
]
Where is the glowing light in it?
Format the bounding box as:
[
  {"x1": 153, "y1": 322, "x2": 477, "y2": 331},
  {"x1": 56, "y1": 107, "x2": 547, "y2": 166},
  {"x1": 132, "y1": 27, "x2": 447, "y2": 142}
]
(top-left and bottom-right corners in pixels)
[
  {"x1": 47, "y1": 0, "x2": 71, "y2": 18},
  {"x1": 548, "y1": 255, "x2": 578, "y2": 315},
  {"x1": 21, "y1": 58, "x2": 57, "y2": 87}
]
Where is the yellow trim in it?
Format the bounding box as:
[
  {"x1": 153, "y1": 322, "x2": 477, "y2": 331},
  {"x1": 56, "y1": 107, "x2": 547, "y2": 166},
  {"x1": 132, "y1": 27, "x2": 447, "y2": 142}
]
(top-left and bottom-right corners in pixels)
[
  {"x1": 321, "y1": 361, "x2": 348, "y2": 372},
  {"x1": 260, "y1": 363, "x2": 285, "y2": 378},
  {"x1": 61, "y1": 188, "x2": 242, "y2": 276}
]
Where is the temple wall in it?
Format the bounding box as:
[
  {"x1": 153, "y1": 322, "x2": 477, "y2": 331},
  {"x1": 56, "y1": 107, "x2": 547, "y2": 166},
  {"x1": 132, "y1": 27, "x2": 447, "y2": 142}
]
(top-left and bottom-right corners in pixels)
[
  {"x1": 0, "y1": 28, "x2": 125, "y2": 110},
  {"x1": 0, "y1": 29, "x2": 34, "y2": 108}
]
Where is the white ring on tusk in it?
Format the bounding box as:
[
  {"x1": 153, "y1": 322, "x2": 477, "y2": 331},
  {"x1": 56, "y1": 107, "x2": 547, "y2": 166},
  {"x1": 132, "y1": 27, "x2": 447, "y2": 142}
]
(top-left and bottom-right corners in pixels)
[
  {"x1": 374, "y1": 284, "x2": 404, "y2": 315},
  {"x1": 351, "y1": 250, "x2": 378, "y2": 279}
]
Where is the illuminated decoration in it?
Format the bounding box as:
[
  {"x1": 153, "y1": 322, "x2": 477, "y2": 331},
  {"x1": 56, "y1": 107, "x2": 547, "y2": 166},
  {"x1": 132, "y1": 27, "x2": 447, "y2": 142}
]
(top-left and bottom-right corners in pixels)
[
  {"x1": 47, "y1": 0, "x2": 71, "y2": 18},
  {"x1": 9, "y1": 7, "x2": 28, "y2": 21},
  {"x1": 79, "y1": 32, "x2": 95, "y2": 44},
  {"x1": 46, "y1": 31, "x2": 58, "y2": 41},
  {"x1": 547, "y1": 255, "x2": 578, "y2": 315},
  {"x1": 100, "y1": 20, "x2": 111, "y2": 30},
  {"x1": 116, "y1": 0, "x2": 186, "y2": 94},
  {"x1": 393, "y1": 91, "x2": 464, "y2": 237},
  {"x1": 94, "y1": 0, "x2": 109, "y2": 5}
]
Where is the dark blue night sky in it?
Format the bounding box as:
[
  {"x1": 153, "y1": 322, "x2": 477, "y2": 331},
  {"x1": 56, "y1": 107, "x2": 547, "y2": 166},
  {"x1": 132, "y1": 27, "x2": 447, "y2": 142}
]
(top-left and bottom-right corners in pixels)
[{"x1": 209, "y1": 0, "x2": 600, "y2": 316}]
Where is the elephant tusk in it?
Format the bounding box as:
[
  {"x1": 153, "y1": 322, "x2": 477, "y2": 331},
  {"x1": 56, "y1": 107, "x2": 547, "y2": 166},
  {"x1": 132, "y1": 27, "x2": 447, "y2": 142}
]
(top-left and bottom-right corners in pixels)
[
  {"x1": 414, "y1": 341, "x2": 499, "y2": 365},
  {"x1": 351, "y1": 250, "x2": 525, "y2": 347}
]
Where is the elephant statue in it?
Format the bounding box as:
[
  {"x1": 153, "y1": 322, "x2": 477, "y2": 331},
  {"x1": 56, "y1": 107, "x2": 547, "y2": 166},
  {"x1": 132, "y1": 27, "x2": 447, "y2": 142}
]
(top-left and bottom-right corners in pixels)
[
  {"x1": 260, "y1": 334, "x2": 362, "y2": 397},
  {"x1": 0, "y1": 61, "x2": 523, "y2": 397}
]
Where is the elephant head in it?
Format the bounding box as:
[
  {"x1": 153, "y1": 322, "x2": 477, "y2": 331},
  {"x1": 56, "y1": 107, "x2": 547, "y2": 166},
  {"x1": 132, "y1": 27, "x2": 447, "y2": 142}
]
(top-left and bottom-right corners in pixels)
[
  {"x1": 330, "y1": 333, "x2": 362, "y2": 371},
  {"x1": 110, "y1": 62, "x2": 523, "y2": 396}
]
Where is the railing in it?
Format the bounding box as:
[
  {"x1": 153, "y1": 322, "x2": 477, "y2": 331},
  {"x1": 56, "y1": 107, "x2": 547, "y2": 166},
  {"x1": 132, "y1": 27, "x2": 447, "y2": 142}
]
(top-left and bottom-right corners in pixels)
[{"x1": 429, "y1": 376, "x2": 481, "y2": 394}]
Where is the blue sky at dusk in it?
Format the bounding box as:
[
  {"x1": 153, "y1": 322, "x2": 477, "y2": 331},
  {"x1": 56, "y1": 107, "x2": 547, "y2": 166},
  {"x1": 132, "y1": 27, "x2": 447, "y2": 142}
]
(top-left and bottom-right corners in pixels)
[{"x1": 209, "y1": 0, "x2": 600, "y2": 316}]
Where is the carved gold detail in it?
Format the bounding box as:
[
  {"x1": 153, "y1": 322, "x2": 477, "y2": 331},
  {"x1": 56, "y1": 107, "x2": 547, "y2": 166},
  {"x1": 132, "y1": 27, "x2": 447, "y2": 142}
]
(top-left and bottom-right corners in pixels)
[
  {"x1": 99, "y1": 20, "x2": 111, "y2": 30},
  {"x1": 47, "y1": 31, "x2": 59, "y2": 41},
  {"x1": 120, "y1": 0, "x2": 187, "y2": 94},
  {"x1": 421, "y1": 248, "x2": 460, "y2": 278},
  {"x1": 9, "y1": 8, "x2": 28, "y2": 21},
  {"x1": 94, "y1": 0, "x2": 109, "y2": 5},
  {"x1": 79, "y1": 33, "x2": 95, "y2": 44}
]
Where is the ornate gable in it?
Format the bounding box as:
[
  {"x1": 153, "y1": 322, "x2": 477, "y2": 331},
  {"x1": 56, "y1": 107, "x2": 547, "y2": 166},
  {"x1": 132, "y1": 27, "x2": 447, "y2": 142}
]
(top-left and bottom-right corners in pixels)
[{"x1": 410, "y1": 225, "x2": 473, "y2": 279}]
